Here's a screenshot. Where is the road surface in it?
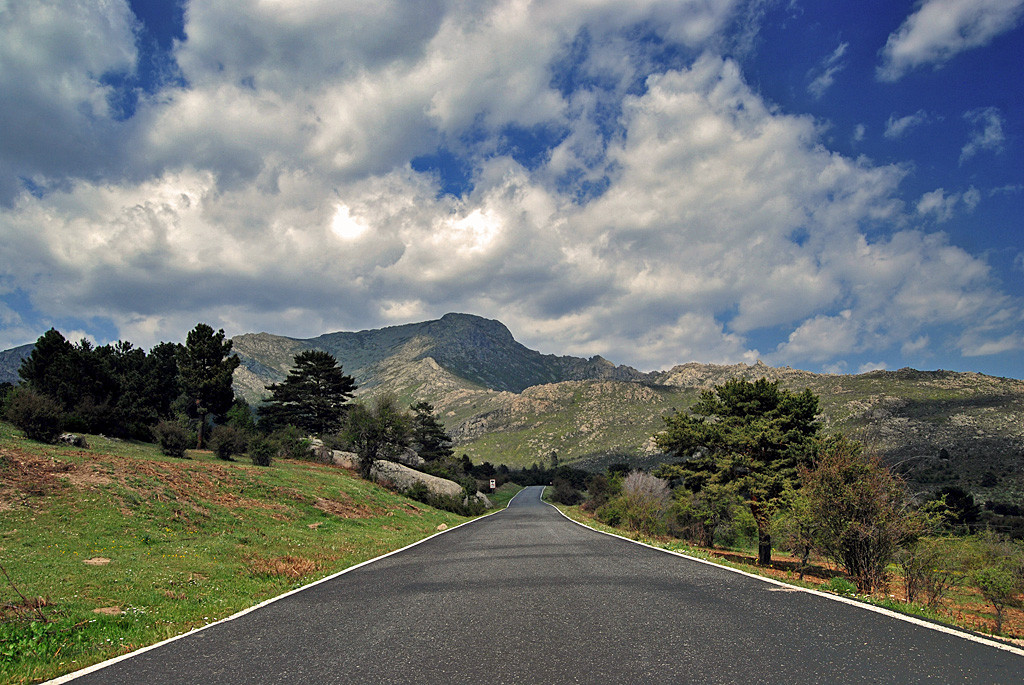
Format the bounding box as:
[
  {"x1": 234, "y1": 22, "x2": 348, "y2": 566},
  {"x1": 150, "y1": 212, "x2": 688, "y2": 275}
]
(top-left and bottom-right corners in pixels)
[{"x1": 62, "y1": 486, "x2": 1023, "y2": 684}]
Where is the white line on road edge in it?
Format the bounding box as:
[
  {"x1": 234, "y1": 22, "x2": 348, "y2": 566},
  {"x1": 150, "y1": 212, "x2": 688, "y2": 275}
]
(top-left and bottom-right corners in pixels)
[
  {"x1": 542, "y1": 494, "x2": 1024, "y2": 660},
  {"x1": 46, "y1": 490, "x2": 519, "y2": 684}
]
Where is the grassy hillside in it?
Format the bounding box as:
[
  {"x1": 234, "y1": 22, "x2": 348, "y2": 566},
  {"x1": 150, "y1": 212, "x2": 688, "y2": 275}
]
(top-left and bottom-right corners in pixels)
[{"x1": 0, "y1": 423, "x2": 476, "y2": 684}]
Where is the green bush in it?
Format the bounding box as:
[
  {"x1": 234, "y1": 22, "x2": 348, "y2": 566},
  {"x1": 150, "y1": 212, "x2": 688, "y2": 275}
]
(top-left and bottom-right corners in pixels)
[
  {"x1": 209, "y1": 424, "x2": 248, "y2": 461},
  {"x1": 247, "y1": 438, "x2": 274, "y2": 467},
  {"x1": 596, "y1": 497, "x2": 626, "y2": 527},
  {"x1": 827, "y1": 577, "x2": 858, "y2": 596},
  {"x1": 4, "y1": 387, "x2": 63, "y2": 443},
  {"x1": 267, "y1": 426, "x2": 312, "y2": 460},
  {"x1": 550, "y1": 477, "x2": 583, "y2": 505},
  {"x1": 152, "y1": 419, "x2": 193, "y2": 458},
  {"x1": 401, "y1": 482, "x2": 486, "y2": 516}
]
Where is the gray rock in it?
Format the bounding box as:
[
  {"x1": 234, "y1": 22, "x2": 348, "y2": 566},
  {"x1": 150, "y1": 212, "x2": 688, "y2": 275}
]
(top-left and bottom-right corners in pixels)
[
  {"x1": 369, "y1": 460, "x2": 463, "y2": 498},
  {"x1": 395, "y1": 447, "x2": 425, "y2": 467},
  {"x1": 330, "y1": 450, "x2": 359, "y2": 469},
  {"x1": 59, "y1": 433, "x2": 88, "y2": 448}
]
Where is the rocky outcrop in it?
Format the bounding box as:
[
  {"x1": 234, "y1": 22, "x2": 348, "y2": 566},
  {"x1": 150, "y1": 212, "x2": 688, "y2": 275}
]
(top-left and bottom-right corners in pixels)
[
  {"x1": 329, "y1": 451, "x2": 359, "y2": 469},
  {"x1": 370, "y1": 460, "x2": 463, "y2": 498}
]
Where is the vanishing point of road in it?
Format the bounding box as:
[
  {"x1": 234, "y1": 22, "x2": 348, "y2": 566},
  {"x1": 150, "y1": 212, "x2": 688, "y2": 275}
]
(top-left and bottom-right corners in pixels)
[{"x1": 60, "y1": 486, "x2": 1023, "y2": 684}]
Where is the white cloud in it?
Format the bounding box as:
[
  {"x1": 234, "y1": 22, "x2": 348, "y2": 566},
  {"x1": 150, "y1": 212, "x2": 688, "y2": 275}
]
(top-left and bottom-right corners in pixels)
[
  {"x1": 901, "y1": 336, "x2": 930, "y2": 355},
  {"x1": 858, "y1": 361, "x2": 888, "y2": 373},
  {"x1": 884, "y1": 110, "x2": 931, "y2": 139},
  {"x1": 777, "y1": 311, "x2": 859, "y2": 363},
  {"x1": 0, "y1": 1, "x2": 1018, "y2": 374},
  {"x1": 916, "y1": 187, "x2": 980, "y2": 221},
  {"x1": 961, "y1": 107, "x2": 1007, "y2": 161},
  {"x1": 878, "y1": 0, "x2": 1024, "y2": 81},
  {"x1": 961, "y1": 333, "x2": 1024, "y2": 356},
  {"x1": 807, "y1": 42, "x2": 849, "y2": 99}
]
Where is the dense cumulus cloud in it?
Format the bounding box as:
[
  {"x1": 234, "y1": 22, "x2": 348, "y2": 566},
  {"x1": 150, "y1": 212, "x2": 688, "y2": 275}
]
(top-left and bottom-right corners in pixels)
[{"x1": 0, "y1": 0, "x2": 1021, "y2": 374}]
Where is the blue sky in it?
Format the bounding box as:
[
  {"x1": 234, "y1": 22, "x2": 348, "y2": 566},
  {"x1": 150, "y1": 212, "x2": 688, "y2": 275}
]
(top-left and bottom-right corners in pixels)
[{"x1": 0, "y1": 0, "x2": 1021, "y2": 378}]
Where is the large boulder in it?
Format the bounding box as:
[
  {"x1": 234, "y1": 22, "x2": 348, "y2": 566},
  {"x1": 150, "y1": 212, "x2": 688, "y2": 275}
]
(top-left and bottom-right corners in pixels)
[
  {"x1": 306, "y1": 438, "x2": 333, "y2": 464},
  {"x1": 330, "y1": 450, "x2": 359, "y2": 469},
  {"x1": 369, "y1": 460, "x2": 463, "y2": 499},
  {"x1": 59, "y1": 433, "x2": 89, "y2": 448},
  {"x1": 394, "y1": 447, "x2": 425, "y2": 468}
]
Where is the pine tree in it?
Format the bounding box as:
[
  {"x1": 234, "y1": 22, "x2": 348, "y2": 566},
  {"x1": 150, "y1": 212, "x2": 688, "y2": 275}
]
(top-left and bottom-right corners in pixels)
[
  {"x1": 178, "y1": 324, "x2": 239, "y2": 449},
  {"x1": 410, "y1": 401, "x2": 453, "y2": 461},
  {"x1": 656, "y1": 378, "x2": 820, "y2": 564},
  {"x1": 258, "y1": 350, "x2": 356, "y2": 435}
]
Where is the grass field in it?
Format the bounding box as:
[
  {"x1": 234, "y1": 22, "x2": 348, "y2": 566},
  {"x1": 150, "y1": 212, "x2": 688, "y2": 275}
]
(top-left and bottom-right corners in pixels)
[{"x1": 0, "y1": 423, "x2": 516, "y2": 683}]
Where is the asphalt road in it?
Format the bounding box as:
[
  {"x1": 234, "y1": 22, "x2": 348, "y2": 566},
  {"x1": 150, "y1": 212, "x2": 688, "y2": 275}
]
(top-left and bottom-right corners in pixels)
[{"x1": 62, "y1": 486, "x2": 1023, "y2": 684}]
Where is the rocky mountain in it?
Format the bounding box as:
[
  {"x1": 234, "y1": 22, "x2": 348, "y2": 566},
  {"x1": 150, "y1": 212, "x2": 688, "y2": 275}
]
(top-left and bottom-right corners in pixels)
[
  {"x1": 228, "y1": 313, "x2": 1024, "y2": 501},
  {"x1": 0, "y1": 343, "x2": 33, "y2": 385},
  {"x1": 231, "y1": 313, "x2": 644, "y2": 400},
  {"x1": 4, "y1": 314, "x2": 1022, "y2": 500}
]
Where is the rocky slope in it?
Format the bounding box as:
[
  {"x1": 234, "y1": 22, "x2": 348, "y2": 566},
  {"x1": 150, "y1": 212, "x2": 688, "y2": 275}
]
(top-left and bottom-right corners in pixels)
[{"x1": 0, "y1": 343, "x2": 33, "y2": 385}]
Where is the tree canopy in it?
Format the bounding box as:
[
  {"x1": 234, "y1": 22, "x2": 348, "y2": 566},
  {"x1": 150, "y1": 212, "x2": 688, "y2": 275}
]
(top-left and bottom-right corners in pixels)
[
  {"x1": 17, "y1": 329, "x2": 184, "y2": 439},
  {"x1": 178, "y1": 324, "x2": 239, "y2": 448},
  {"x1": 258, "y1": 350, "x2": 356, "y2": 435},
  {"x1": 655, "y1": 377, "x2": 821, "y2": 563},
  {"x1": 409, "y1": 401, "x2": 453, "y2": 462}
]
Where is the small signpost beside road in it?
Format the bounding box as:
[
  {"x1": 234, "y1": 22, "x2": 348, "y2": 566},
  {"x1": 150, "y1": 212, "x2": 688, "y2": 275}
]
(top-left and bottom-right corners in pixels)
[{"x1": 489, "y1": 479, "x2": 496, "y2": 491}]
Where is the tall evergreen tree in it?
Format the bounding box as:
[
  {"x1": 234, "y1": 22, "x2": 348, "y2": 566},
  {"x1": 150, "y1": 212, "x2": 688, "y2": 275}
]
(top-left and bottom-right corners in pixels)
[
  {"x1": 656, "y1": 378, "x2": 820, "y2": 564},
  {"x1": 258, "y1": 350, "x2": 356, "y2": 435},
  {"x1": 409, "y1": 401, "x2": 453, "y2": 461},
  {"x1": 178, "y1": 324, "x2": 239, "y2": 449},
  {"x1": 18, "y1": 328, "x2": 76, "y2": 407},
  {"x1": 146, "y1": 341, "x2": 184, "y2": 420}
]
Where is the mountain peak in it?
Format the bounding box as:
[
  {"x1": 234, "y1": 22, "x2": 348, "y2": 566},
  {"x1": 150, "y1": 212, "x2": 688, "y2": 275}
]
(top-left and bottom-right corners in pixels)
[{"x1": 230, "y1": 313, "x2": 643, "y2": 399}]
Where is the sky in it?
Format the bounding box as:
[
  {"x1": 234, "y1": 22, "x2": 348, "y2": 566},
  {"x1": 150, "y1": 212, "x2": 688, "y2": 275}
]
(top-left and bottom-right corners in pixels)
[{"x1": 0, "y1": 0, "x2": 1022, "y2": 378}]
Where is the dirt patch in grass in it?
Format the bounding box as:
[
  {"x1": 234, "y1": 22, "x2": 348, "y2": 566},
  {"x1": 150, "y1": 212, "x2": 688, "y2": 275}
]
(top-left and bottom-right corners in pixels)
[
  {"x1": 246, "y1": 554, "x2": 320, "y2": 579},
  {"x1": 62, "y1": 467, "x2": 113, "y2": 488},
  {"x1": 313, "y1": 496, "x2": 378, "y2": 519},
  {"x1": 92, "y1": 606, "x2": 122, "y2": 616},
  {"x1": 0, "y1": 449, "x2": 72, "y2": 503}
]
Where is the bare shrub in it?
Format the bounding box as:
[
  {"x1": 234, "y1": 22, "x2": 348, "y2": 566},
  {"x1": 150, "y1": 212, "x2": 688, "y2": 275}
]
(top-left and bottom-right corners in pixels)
[
  {"x1": 620, "y1": 470, "x2": 671, "y2": 536},
  {"x1": 898, "y1": 536, "x2": 968, "y2": 608}
]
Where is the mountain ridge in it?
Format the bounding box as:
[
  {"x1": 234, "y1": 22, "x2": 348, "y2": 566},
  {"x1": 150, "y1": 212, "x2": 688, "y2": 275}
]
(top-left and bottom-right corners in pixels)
[{"x1": 2, "y1": 314, "x2": 1021, "y2": 501}]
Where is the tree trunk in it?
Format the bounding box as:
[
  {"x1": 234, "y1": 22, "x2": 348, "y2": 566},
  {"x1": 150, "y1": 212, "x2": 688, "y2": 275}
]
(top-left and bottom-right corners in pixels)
[
  {"x1": 758, "y1": 533, "x2": 772, "y2": 565},
  {"x1": 750, "y1": 499, "x2": 772, "y2": 565},
  {"x1": 196, "y1": 411, "x2": 206, "y2": 450}
]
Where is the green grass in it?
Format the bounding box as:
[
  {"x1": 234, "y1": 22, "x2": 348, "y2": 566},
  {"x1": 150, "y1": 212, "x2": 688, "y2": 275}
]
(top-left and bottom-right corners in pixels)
[{"x1": 0, "y1": 423, "x2": 475, "y2": 683}]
